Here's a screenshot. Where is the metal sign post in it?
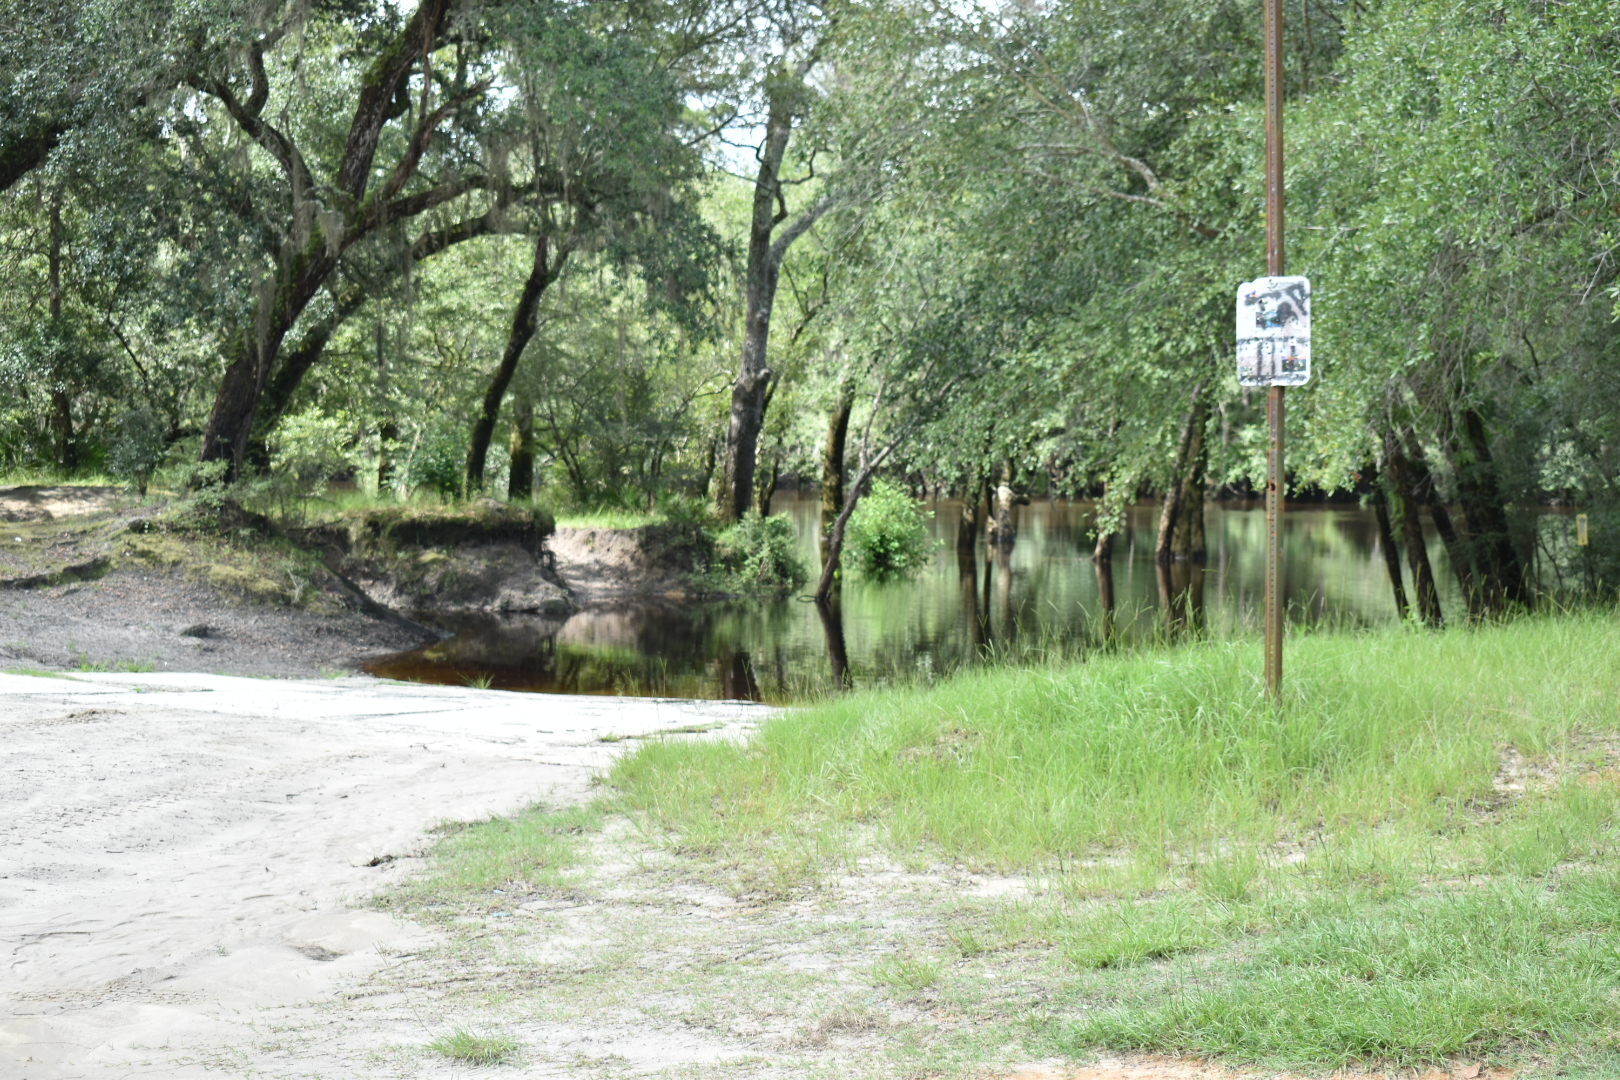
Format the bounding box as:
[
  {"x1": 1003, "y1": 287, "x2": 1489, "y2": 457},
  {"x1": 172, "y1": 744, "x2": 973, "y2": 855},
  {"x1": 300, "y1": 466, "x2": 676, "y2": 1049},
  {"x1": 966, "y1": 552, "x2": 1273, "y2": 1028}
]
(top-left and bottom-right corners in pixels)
[{"x1": 1262, "y1": 0, "x2": 1287, "y2": 699}]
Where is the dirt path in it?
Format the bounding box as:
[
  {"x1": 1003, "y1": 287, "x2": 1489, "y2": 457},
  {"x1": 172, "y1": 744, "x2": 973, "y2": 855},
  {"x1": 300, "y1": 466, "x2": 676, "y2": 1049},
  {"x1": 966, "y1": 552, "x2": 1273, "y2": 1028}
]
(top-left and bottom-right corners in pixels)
[{"x1": 0, "y1": 671, "x2": 766, "y2": 1079}]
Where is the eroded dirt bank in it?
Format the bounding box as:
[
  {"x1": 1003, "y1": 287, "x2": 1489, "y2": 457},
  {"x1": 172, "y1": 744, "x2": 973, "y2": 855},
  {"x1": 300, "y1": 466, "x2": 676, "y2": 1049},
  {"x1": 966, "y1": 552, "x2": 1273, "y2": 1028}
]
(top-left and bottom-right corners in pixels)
[{"x1": 0, "y1": 671, "x2": 766, "y2": 1078}]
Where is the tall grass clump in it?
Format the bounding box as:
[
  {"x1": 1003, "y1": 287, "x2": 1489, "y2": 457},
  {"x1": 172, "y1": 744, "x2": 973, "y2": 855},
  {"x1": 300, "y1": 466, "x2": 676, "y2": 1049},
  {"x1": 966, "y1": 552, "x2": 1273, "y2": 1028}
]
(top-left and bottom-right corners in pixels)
[{"x1": 607, "y1": 612, "x2": 1620, "y2": 870}]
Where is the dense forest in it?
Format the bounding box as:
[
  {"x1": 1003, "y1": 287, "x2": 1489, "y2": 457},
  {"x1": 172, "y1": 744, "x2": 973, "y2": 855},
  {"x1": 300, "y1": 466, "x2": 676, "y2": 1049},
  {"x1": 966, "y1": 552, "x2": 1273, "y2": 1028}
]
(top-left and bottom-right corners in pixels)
[{"x1": 1, "y1": 0, "x2": 1616, "y2": 621}]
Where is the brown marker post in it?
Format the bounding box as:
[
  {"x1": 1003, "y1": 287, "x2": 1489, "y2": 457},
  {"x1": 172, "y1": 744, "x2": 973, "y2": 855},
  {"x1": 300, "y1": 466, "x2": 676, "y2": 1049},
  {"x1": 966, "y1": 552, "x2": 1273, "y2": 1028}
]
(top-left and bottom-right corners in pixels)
[{"x1": 1263, "y1": 0, "x2": 1286, "y2": 699}]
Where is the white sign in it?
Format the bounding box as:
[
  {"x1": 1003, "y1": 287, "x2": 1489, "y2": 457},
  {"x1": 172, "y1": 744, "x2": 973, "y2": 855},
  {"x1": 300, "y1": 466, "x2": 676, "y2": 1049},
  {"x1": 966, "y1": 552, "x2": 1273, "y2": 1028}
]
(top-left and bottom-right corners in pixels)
[{"x1": 1236, "y1": 275, "x2": 1311, "y2": 387}]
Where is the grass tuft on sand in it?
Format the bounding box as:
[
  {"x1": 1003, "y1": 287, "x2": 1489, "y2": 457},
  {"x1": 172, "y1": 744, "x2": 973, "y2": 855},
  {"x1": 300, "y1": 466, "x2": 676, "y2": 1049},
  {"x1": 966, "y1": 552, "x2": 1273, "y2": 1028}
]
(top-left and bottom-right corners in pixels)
[{"x1": 427, "y1": 1027, "x2": 521, "y2": 1066}]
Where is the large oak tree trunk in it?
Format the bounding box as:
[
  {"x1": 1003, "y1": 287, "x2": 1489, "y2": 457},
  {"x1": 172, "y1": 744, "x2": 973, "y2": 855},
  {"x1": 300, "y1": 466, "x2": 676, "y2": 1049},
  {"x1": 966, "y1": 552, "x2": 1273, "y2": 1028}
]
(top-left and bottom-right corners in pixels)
[
  {"x1": 466, "y1": 236, "x2": 565, "y2": 493},
  {"x1": 196, "y1": 0, "x2": 458, "y2": 479}
]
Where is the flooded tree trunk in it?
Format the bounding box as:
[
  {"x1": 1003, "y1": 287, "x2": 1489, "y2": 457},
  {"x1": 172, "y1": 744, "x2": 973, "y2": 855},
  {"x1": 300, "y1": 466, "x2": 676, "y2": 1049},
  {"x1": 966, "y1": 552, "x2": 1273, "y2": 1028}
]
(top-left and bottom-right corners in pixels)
[
  {"x1": 988, "y1": 461, "x2": 1019, "y2": 547},
  {"x1": 507, "y1": 391, "x2": 535, "y2": 500},
  {"x1": 815, "y1": 598, "x2": 852, "y2": 690},
  {"x1": 1400, "y1": 425, "x2": 1475, "y2": 614},
  {"x1": 1446, "y1": 406, "x2": 1530, "y2": 612},
  {"x1": 466, "y1": 236, "x2": 565, "y2": 494},
  {"x1": 958, "y1": 553, "x2": 988, "y2": 649},
  {"x1": 1095, "y1": 556, "x2": 1117, "y2": 643},
  {"x1": 721, "y1": 651, "x2": 760, "y2": 701},
  {"x1": 957, "y1": 484, "x2": 983, "y2": 555},
  {"x1": 1156, "y1": 389, "x2": 1208, "y2": 563},
  {"x1": 1366, "y1": 464, "x2": 1410, "y2": 620},
  {"x1": 1383, "y1": 430, "x2": 1444, "y2": 627},
  {"x1": 993, "y1": 545, "x2": 1015, "y2": 642},
  {"x1": 1156, "y1": 560, "x2": 1204, "y2": 637},
  {"x1": 820, "y1": 393, "x2": 851, "y2": 566}
]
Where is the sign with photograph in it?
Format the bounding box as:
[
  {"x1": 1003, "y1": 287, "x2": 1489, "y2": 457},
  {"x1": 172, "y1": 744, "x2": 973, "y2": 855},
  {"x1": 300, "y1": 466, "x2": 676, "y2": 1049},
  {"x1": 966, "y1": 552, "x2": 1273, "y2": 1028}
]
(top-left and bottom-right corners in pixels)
[{"x1": 1237, "y1": 275, "x2": 1311, "y2": 387}]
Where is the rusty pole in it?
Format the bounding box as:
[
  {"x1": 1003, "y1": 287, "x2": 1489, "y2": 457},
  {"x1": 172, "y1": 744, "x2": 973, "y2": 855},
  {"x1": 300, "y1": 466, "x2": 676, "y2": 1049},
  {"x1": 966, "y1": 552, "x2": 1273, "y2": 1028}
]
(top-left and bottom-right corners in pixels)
[{"x1": 1263, "y1": 0, "x2": 1286, "y2": 698}]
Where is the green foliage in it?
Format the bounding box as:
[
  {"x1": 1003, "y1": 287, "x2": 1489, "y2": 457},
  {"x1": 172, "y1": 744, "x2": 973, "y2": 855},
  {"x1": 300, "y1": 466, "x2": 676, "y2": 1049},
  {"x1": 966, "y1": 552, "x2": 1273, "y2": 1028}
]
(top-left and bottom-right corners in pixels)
[
  {"x1": 402, "y1": 417, "x2": 465, "y2": 501},
  {"x1": 709, "y1": 512, "x2": 807, "y2": 595},
  {"x1": 106, "y1": 407, "x2": 166, "y2": 496},
  {"x1": 845, "y1": 479, "x2": 935, "y2": 580},
  {"x1": 269, "y1": 410, "x2": 355, "y2": 499}
]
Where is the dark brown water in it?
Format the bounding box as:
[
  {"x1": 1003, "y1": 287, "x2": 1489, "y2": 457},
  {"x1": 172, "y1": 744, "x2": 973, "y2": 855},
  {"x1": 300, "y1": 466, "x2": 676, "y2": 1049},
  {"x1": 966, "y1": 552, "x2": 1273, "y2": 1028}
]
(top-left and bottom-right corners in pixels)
[{"x1": 365, "y1": 493, "x2": 1459, "y2": 702}]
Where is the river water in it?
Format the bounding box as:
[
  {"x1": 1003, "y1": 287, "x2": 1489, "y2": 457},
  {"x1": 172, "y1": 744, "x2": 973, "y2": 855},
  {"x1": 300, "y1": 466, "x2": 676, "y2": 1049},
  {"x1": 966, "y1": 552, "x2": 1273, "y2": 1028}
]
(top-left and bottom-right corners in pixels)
[{"x1": 367, "y1": 492, "x2": 1462, "y2": 702}]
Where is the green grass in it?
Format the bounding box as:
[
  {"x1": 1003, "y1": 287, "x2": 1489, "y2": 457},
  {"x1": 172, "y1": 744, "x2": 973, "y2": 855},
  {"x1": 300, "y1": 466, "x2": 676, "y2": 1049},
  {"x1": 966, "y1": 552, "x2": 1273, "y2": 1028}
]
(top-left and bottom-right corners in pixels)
[
  {"x1": 551, "y1": 507, "x2": 666, "y2": 530},
  {"x1": 609, "y1": 612, "x2": 1620, "y2": 867},
  {"x1": 0, "y1": 666, "x2": 77, "y2": 679},
  {"x1": 388, "y1": 803, "x2": 604, "y2": 913},
  {"x1": 385, "y1": 612, "x2": 1620, "y2": 1075},
  {"x1": 595, "y1": 611, "x2": 1620, "y2": 1070},
  {"x1": 427, "y1": 1027, "x2": 520, "y2": 1066}
]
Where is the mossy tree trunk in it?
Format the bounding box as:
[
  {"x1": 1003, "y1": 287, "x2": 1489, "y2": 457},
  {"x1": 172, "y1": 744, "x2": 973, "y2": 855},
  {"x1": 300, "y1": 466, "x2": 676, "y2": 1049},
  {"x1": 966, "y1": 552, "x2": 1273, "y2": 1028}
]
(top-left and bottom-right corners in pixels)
[{"x1": 466, "y1": 235, "x2": 568, "y2": 494}]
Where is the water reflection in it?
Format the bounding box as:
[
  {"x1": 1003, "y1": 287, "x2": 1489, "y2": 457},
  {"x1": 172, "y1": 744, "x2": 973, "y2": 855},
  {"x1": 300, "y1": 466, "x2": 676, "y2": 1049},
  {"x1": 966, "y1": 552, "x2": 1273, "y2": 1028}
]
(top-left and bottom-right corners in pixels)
[{"x1": 367, "y1": 493, "x2": 1458, "y2": 702}]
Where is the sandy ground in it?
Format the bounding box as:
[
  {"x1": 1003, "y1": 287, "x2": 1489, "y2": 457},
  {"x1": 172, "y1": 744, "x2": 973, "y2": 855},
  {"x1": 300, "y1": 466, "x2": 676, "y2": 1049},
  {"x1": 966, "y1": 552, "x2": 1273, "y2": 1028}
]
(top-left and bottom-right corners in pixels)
[
  {"x1": 0, "y1": 671, "x2": 766, "y2": 1079},
  {"x1": 0, "y1": 486, "x2": 126, "y2": 523}
]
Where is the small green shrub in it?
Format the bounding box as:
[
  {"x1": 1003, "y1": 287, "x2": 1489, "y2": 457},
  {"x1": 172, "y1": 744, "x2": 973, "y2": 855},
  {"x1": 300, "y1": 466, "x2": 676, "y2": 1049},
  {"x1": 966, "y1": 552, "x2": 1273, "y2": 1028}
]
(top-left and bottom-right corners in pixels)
[
  {"x1": 403, "y1": 417, "x2": 466, "y2": 499},
  {"x1": 845, "y1": 478, "x2": 936, "y2": 579},
  {"x1": 710, "y1": 512, "x2": 807, "y2": 594},
  {"x1": 270, "y1": 409, "x2": 356, "y2": 497},
  {"x1": 107, "y1": 407, "x2": 167, "y2": 496}
]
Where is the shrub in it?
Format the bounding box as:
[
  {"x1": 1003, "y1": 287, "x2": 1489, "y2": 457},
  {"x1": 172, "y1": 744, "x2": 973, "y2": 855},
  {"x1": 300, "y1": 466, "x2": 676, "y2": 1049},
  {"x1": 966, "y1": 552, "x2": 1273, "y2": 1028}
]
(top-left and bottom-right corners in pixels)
[
  {"x1": 403, "y1": 416, "x2": 465, "y2": 499},
  {"x1": 270, "y1": 409, "x2": 356, "y2": 497},
  {"x1": 845, "y1": 478, "x2": 936, "y2": 579},
  {"x1": 107, "y1": 407, "x2": 167, "y2": 496},
  {"x1": 711, "y1": 512, "x2": 807, "y2": 594}
]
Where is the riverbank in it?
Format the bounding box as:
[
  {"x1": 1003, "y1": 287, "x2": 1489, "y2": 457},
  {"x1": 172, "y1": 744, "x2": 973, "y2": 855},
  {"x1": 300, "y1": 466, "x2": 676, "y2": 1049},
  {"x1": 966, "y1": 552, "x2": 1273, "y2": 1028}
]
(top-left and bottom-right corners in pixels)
[
  {"x1": 0, "y1": 486, "x2": 674, "y2": 680},
  {"x1": 384, "y1": 613, "x2": 1620, "y2": 1078}
]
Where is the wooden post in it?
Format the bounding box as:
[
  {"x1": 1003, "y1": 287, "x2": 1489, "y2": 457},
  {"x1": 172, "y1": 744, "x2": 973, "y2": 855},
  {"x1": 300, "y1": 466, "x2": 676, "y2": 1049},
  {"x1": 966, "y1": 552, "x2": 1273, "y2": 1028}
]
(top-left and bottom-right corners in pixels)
[{"x1": 1263, "y1": 0, "x2": 1286, "y2": 698}]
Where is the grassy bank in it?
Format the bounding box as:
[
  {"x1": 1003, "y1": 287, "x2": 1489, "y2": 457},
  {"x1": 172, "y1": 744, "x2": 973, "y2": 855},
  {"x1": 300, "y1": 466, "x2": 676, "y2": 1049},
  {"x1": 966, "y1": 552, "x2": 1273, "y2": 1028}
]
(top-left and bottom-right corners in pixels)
[{"x1": 395, "y1": 614, "x2": 1620, "y2": 1077}]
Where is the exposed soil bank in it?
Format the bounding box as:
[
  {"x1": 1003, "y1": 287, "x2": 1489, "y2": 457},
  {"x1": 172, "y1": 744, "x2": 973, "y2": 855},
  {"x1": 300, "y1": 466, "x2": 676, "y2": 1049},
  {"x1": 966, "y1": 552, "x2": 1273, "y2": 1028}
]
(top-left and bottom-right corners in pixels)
[
  {"x1": 548, "y1": 523, "x2": 712, "y2": 604},
  {"x1": 0, "y1": 489, "x2": 590, "y2": 678}
]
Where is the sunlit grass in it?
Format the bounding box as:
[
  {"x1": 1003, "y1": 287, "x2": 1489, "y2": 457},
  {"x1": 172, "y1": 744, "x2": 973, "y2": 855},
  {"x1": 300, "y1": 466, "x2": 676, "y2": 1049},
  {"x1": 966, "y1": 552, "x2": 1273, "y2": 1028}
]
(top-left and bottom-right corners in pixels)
[
  {"x1": 427, "y1": 1027, "x2": 520, "y2": 1066},
  {"x1": 389, "y1": 803, "x2": 604, "y2": 914},
  {"x1": 551, "y1": 507, "x2": 666, "y2": 530},
  {"x1": 393, "y1": 612, "x2": 1620, "y2": 1071},
  {"x1": 609, "y1": 613, "x2": 1620, "y2": 867},
  {"x1": 595, "y1": 611, "x2": 1620, "y2": 1067}
]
